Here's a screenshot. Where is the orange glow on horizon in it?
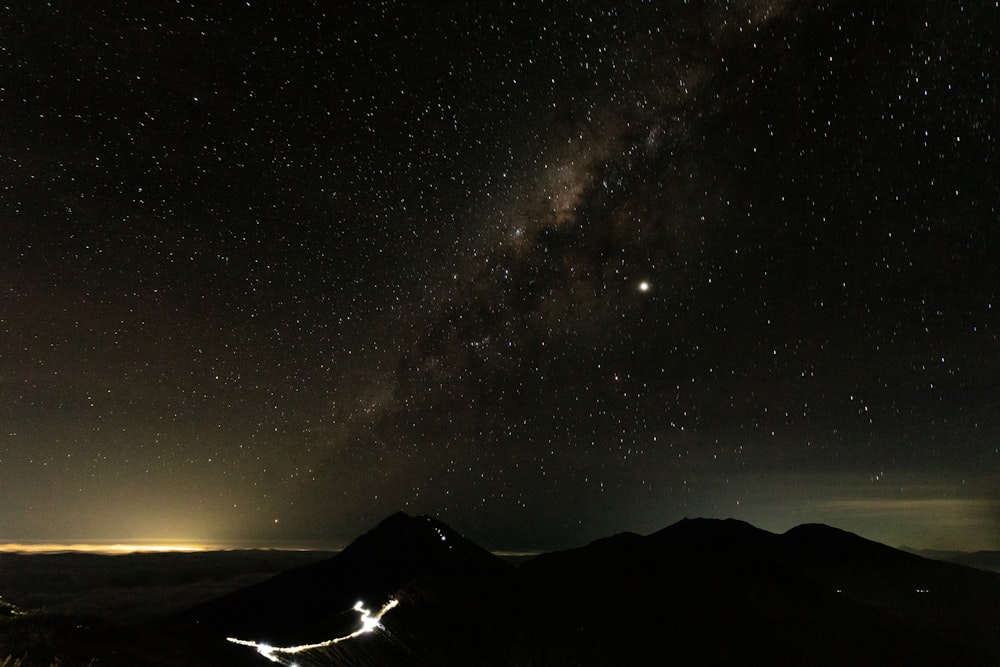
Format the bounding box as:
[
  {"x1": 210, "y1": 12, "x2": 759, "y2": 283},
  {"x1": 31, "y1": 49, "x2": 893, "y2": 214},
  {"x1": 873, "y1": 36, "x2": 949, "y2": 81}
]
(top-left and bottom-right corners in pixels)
[{"x1": 0, "y1": 543, "x2": 210, "y2": 555}]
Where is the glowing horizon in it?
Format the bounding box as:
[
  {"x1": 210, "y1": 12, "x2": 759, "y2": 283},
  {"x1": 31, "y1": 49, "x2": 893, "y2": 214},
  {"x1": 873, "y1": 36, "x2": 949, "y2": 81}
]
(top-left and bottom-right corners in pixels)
[{"x1": 0, "y1": 542, "x2": 212, "y2": 555}]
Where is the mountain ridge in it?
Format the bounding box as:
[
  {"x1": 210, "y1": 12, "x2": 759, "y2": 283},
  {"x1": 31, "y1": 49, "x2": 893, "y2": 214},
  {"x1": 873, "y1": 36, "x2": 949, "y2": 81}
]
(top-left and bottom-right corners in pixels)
[
  {"x1": 170, "y1": 511, "x2": 513, "y2": 645},
  {"x1": 162, "y1": 512, "x2": 1000, "y2": 666}
]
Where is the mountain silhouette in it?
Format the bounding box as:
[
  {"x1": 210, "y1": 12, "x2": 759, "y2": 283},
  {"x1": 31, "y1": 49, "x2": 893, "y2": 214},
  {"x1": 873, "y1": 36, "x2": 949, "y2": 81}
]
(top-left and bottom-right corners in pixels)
[
  {"x1": 171, "y1": 511, "x2": 512, "y2": 646},
  {"x1": 167, "y1": 513, "x2": 1000, "y2": 666},
  {"x1": 512, "y1": 518, "x2": 1000, "y2": 665}
]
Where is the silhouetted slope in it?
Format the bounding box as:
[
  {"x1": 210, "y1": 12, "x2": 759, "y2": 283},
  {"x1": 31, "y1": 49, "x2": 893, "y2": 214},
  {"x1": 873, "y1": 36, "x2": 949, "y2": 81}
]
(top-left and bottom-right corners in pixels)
[
  {"x1": 514, "y1": 518, "x2": 989, "y2": 665},
  {"x1": 947, "y1": 551, "x2": 1000, "y2": 574},
  {"x1": 171, "y1": 512, "x2": 512, "y2": 645},
  {"x1": 781, "y1": 523, "x2": 1000, "y2": 663},
  {"x1": 648, "y1": 516, "x2": 777, "y2": 547},
  {"x1": 902, "y1": 547, "x2": 1000, "y2": 574},
  {"x1": 168, "y1": 514, "x2": 1000, "y2": 666}
]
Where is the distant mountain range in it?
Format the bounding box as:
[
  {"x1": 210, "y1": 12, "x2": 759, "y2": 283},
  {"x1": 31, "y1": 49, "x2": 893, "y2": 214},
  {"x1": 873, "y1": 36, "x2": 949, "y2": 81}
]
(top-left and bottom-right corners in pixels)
[
  {"x1": 169, "y1": 512, "x2": 1000, "y2": 666},
  {"x1": 900, "y1": 547, "x2": 1000, "y2": 575}
]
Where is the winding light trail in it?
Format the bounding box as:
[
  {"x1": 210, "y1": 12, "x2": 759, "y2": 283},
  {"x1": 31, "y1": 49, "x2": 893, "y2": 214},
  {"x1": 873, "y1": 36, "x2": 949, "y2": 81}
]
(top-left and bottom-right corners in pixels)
[{"x1": 227, "y1": 598, "x2": 400, "y2": 665}]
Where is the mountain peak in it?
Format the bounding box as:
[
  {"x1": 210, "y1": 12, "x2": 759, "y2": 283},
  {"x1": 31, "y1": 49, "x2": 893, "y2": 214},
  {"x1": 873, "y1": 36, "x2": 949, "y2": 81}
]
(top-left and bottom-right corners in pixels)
[
  {"x1": 173, "y1": 515, "x2": 1000, "y2": 664},
  {"x1": 647, "y1": 516, "x2": 776, "y2": 548},
  {"x1": 782, "y1": 522, "x2": 890, "y2": 552},
  {"x1": 338, "y1": 512, "x2": 503, "y2": 576},
  {"x1": 174, "y1": 512, "x2": 510, "y2": 643}
]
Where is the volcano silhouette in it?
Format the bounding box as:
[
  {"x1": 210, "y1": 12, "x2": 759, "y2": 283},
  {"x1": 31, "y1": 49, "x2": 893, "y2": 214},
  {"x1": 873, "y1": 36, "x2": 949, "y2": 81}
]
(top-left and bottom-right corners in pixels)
[{"x1": 171, "y1": 513, "x2": 1000, "y2": 666}]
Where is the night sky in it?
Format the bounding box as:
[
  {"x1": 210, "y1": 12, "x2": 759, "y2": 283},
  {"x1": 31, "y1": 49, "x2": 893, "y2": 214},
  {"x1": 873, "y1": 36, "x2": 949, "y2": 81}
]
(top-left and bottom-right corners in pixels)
[{"x1": 2, "y1": 1, "x2": 998, "y2": 552}]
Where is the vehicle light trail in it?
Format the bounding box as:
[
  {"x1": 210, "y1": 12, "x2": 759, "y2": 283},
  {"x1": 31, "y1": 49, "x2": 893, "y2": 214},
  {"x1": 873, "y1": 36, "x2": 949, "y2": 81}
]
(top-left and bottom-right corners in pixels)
[{"x1": 227, "y1": 598, "x2": 399, "y2": 665}]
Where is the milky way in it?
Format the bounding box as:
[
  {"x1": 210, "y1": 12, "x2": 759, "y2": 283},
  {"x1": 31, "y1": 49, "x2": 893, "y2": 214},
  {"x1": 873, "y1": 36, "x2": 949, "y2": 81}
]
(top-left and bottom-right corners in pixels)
[{"x1": 1, "y1": 1, "x2": 998, "y2": 550}]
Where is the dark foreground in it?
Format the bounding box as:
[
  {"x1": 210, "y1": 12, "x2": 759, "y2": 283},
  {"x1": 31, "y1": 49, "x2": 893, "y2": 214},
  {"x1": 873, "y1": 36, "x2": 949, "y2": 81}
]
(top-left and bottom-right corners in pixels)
[{"x1": 3, "y1": 513, "x2": 1000, "y2": 666}]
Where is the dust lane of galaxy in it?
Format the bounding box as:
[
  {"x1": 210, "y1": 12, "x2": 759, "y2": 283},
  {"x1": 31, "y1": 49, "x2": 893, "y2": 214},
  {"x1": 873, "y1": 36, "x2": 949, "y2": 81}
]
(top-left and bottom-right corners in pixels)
[{"x1": 1, "y1": 1, "x2": 998, "y2": 551}]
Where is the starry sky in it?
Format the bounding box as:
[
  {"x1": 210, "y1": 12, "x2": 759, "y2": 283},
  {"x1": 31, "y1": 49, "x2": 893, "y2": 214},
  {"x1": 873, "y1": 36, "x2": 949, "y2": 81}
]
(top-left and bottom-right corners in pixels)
[{"x1": 2, "y1": 1, "x2": 998, "y2": 552}]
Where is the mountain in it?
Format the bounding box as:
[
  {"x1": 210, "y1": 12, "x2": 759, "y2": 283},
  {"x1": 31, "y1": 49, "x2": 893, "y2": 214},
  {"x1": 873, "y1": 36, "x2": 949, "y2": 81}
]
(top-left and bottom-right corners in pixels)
[
  {"x1": 171, "y1": 512, "x2": 512, "y2": 646},
  {"x1": 946, "y1": 551, "x2": 1000, "y2": 574},
  {"x1": 902, "y1": 547, "x2": 1000, "y2": 575},
  {"x1": 162, "y1": 514, "x2": 1000, "y2": 666},
  {"x1": 513, "y1": 518, "x2": 998, "y2": 665}
]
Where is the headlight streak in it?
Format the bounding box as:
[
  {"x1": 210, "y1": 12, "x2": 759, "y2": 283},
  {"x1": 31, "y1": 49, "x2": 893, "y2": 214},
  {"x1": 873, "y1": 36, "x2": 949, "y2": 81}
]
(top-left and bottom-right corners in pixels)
[{"x1": 227, "y1": 598, "x2": 400, "y2": 665}]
